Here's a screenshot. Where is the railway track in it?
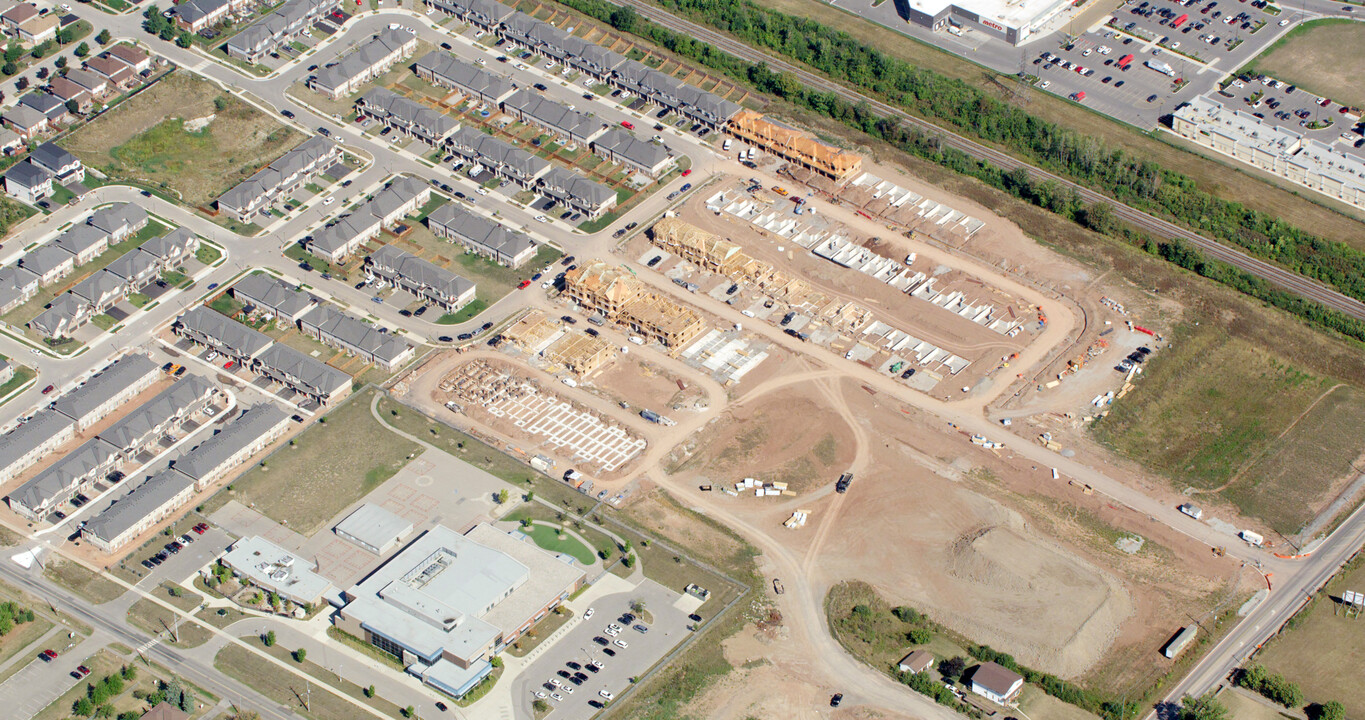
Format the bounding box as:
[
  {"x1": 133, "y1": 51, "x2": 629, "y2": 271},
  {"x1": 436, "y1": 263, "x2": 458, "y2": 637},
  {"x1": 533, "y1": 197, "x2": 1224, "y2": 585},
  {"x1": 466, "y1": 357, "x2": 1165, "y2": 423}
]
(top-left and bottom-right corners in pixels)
[{"x1": 611, "y1": 0, "x2": 1365, "y2": 321}]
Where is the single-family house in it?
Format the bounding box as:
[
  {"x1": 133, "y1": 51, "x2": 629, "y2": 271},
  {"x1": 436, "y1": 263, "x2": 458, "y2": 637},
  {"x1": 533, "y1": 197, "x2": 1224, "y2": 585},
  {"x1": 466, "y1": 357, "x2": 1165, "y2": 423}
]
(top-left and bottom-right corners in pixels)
[{"x1": 969, "y1": 662, "x2": 1024, "y2": 706}]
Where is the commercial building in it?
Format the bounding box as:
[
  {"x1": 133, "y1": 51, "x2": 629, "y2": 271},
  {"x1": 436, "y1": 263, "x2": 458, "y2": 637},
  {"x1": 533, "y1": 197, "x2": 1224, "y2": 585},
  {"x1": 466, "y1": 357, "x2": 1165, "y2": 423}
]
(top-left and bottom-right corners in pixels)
[
  {"x1": 333, "y1": 524, "x2": 585, "y2": 698},
  {"x1": 298, "y1": 305, "x2": 416, "y2": 371},
  {"x1": 217, "y1": 136, "x2": 342, "y2": 222},
  {"x1": 0, "y1": 411, "x2": 76, "y2": 485},
  {"x1": 425, "y1": 203, "x2": 537, "y2": 268},
  {"x1": 221, "y1": 536, "x2": 334, "y2": 606},
  {"x1": 969, "y1": 661, "x2": 1024, "y2": 706},
  {"x1": 591, "y1": 127, "x2": 673, "y2": 178},
  {"x1": 538, "y1": 166, "x2": 616, "y2": 219},
  {"x1": 309, "y1": 28, "x2": 418, "y2": 100},
  {"x1": 726, "y1": 110, "x2": 863, "y2": 182},
  {"x1": 423, "y1": 0, "x2": 514, "y2": 30},
  {"x1": 83, "y1": 404, "x2": 291, "y2": 552},
  {"x1": 890, "y1": 0, "x2": 1075, "y2": 45},
  {"x1": 231, "y1": 273, "x2": 317, "y2": 323},
  {"x1": 1172, "y1": 96, "x2": 1365, "y2": 211},
  {"x1": 500, "y1": 90, "x2": 605, "y2": 146},
  {"x1": 170, "y1": 404, "x2": 291, "y2": 486},
  {"x1": 447, "y1": 127, "x2": 549, "y2": 189},
  {"x1": 307, "y1": 176, "x2": 431, "y2": 263},
  {"x1": 333, "y1": 503, "x2": 413, "y2": 554},
  {"x1": 356, "y1": 88, "x2": 460, "y2": 147},
  {"x1": 412, "y1": 52, "x2": 516, "y2": 106},
  {"x1": 52, "y1": 353, "x2": 162, "y2": 430},
  {"x1": 366, "y1": 245, "x2": 476, "y2": 312},
  {"x1": 226, "y1": 0, "x2": 342, "y2": 64},
  {"x1": 7, "y1": 437, "x2": 120, "y2": 521},
  {"x1": 564, "y1": 260, "x2": 706, "y2": 350}
]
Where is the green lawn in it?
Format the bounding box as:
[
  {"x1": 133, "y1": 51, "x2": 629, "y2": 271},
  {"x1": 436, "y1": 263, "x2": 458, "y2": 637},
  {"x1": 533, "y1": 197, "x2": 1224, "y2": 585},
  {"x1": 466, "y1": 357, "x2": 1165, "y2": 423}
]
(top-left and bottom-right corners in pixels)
[
  {"x1": 519, "y1": 523, "x2": 595, "y2": 564},
  {"x1": 196, "y1": 243, "x2": 223, "y2": 265},
  {"x1": 206, "y1": 388, "x2": 419, "y2": 535},
  {"x1": 0, "y1": 363, "x2": 36, "y2": 402},
  {"x1": 436, "y1": 299, "x2": 487, "y2": 325},
  {"x1": 127, "y1": 292, "x2": 151, "y2": 308}
]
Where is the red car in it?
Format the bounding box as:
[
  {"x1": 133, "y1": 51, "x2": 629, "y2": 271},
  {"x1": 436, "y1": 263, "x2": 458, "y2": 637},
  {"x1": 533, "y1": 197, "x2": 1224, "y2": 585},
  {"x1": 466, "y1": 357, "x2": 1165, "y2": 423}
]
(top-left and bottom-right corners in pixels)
[
  {"x1": 621, "y1": 120, "x2": 634, "y2": 130},
  {"x1": 681, "y1": 169, "x2": 692, "y2": 177},
  {"x1": 41, "y1": 385, "x2": 54, "y2": 394},
  {"x1": 517, "y1": 279, "x2": 532, "y2": 289},
  {"x1": 71, "y1": 665, "x2": 90, "y2": 679},
  {"x1": 223, "y1": 361, "x2": 235, "y2": 370},
  {"x1": 39, "y1": 649, "x2": 57, "y2": 662}
]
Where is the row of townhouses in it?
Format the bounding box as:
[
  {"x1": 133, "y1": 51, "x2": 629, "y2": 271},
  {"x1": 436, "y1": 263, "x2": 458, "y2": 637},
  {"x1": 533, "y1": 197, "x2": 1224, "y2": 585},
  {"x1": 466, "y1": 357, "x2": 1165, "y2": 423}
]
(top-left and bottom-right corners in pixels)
[
  {"x1": 365, "y1": 244, "x2": 476, "y2": 312},
  {"x1": 170, "y1": 0, "x2": 255, "y2": 34},
  {"x1": 306, "y1": 175, "x2": 430, "y2": 263},
  {"x1": 308, "y1": 28, "x2": 417, "y2": 100},
  {"x1": 30, "y1": 223, "x2": 200, "y2": 339},
  {"x1": 231, "y1": 273, "x2": 416, "y2": 370},
  {"x1": 0, "y1": 353, "x2": 161, "y2": 486},
  {"x1": 0, "y1": 201, "x2": 146, "y2": 314},
  {"x1": 216, "y1": 135, "x2": 343, "y2": 222},
  {"x1": 173, "y1": 306, "x2": 353, "y2": 406},
  {"x1": 225, "y1": 0, "x2": 342, "y2": 64},
  {"x1": 426, "y1": 202, "x2": 537, "y2": 268},
  {"x1": 82, "y1": 404, "x2": 291, "y2": 552},
  {"x1": 5, "y1": 367, "x2": 220, "y2": 521}
]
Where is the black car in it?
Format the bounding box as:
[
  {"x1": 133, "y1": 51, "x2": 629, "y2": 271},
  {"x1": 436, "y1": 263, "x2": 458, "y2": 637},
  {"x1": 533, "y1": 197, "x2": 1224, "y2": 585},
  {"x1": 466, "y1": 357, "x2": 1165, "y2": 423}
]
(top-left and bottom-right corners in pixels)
[
  {"x1": 568, "y1": 676, "x2": 583, "y2": 686},
  {"x1": 901, "y1": 367, "x2": 916, "y2": 379},
  {"x1": 831, "y1": 693, "x2": 843, "y2": 707},
  {"x1": 317, "y1": 127, "x2": 330, "y2": 136},
  {"x1": 435, "y1": 702, "x2": 448, "y2": 712},
  {"x1": 561, "y1": 315, "x2": 577, "y2": 324},
  {"x1": 458, "y1": 332, "x2": 474, "y2": 341},
  {"x1": 399, "y1": 309, "x2": 412, "y2": 317},
  {"x1": 1137, "y1": 346, "x2": 1152, "y2": 355},
  {"x1": 534, "y1": 83, "x2": 547, "y2": 91},
  {"x1": 441, "y1": 42, "x2": 452, "y2": 50},
  {"x1": 567, "y1": 661, "x2": 581, "y2": 670},
  {"x1": 585, "y1": 328, "x2": 599, "y2": 337},
  {"x1": 562, "y1": 255, "x2": 576, "y2": 266},
  {"x1": 594, "y1": 636, "x2": 609, "y2": 646},
  {"x1": 141, "y1": 560, "x2": 155, "y2": 570},
  {"x1": 414, "y1": 305, "x2": 428, "y2": 317},
  {"x1": 621, "y1": 613, "x2": 635, "y2": 624},
  {"x1": 557, "y1": 670, "x2": 571, "y2": 679},
  {"x1": 480, "y1": 322, "x2": 493, "y2": 331},
  {"x1": 780, "y1": 312, "x2": 795, "y2": 326},
  {"x1": 612, "y1": 229, "x2": 626, "y2": 238},
  {"x1": 688, "y1": 613, "x2": 702, "y2": 622},
  {"x1": 586, "y1": 664, "x2": 600, "y2": 673},
  {"x1": 625, "y1": 222, "x2": 638, "y2": 231},
  {"x1": 150, "y1": 554, "x2": 165, "y2": 565},
  {"x1": 281, "y1": 109, "x2": 295, "y2": 119},
  {"x1": 602, "y1": 648, "x2": 616, "y2": 657},
  {"x1": 438, "y1": 336, "x2": 453, "y2": 342},
  {"x1": 355, "y1": 281, "x2": 367, "y2": 290},
  {"x1": 647, "y1": 256, "x2": 662, "y2": 267}
]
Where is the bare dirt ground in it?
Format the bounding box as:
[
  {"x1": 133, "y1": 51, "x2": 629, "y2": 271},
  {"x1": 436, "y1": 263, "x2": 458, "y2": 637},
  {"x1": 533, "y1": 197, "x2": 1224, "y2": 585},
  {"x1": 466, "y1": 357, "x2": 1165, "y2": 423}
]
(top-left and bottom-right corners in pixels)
[
  {"x1": 581, "y1": 354, "x2": 710, "y2": 415},
  {"x1": 663, "y1": 364, "x2": 1243, "y2": 697}
]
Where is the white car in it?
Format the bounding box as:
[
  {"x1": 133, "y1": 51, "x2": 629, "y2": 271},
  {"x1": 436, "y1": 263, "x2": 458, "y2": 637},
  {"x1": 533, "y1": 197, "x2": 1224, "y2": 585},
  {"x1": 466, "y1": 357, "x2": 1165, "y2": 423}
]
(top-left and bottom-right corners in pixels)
[
  {"x1": 540, "y1": 280, "x2": 552, "y2": 289},
  {"x1": 323, "y1": 196, "x2": 335, "y2": 205},
  {"x1": 1039, "y1": 80, "x2": 1050, "y2": 89},
  {"x1": 562, "y1": 685, "x2": 574, "y2": 694},
  {"x1": 535, "y1": 215, "x2": 549, "y2": 222},
  {"x1": 599, "y1": 690, "x2": 615, "y2": 701},
  {"x1": 534, "y1": 691, "x2": 547, "y2": 699},
  {"x1": 584, "y1": 608, "x2": 595, "y2": 620},
  {"x1": 590, "y1": 660, "x2": 604, "y2": 671},
  {"x1": 614, "y1": 639, "x2": 628, "y2": 649},
  {"x1": 476, "y1": 188, "x2": 490, "y2": 195},
  {"x1": 1279, "y1": 19, "x2": 1288, "y2": 26},
  {"x1": 550, "y1": 693, "x2": 564, "y2": 702},
  {"x1": 474, "y1": 30, "x2": 485, "y2": 38},
  {"x1": 1082, "y1": 48, "x2": 1092, "y2": 56},
  {"x1": 545, "y1": 62, "x2": 554, "y2": 69},
  {"x1": 59, "y1": 2, "x2": 70, "y2": 10},
  {"x1": 549, "y1": 678, "x2": 563, "y2": 689},
  {"x1": 476, "y1": 58, "x2": 486, "y2": 65},
  {"x1": 604, "y1": 626, "x2": 619, "y2": 637}
]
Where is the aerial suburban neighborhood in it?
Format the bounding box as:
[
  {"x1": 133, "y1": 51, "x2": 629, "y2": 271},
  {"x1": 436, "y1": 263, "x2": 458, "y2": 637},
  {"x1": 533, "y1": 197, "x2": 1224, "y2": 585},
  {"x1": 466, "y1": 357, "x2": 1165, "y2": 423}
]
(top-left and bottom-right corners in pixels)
[{"x1": 0, "y1": 0, "x2": 1359, "y2": 718}]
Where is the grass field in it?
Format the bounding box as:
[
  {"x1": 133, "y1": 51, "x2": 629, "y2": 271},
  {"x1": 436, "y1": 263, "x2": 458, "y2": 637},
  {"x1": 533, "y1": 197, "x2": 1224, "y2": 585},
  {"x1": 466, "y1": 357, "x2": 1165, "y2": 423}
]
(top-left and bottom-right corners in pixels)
[
  {"x1": 221, "y1": 388, "x2": 419, "y2": 535},
  {"x1": 62, "y1": 73, "x2": 302, "y2": 208},
  {"x1": 126, "y1": 598, "x2": 214, "y2": 649},
  {"x1": 1093, "y1": 324, "x2": 1365, "y2": 534},
  {"x1": 215, "y1": 643, "x2": 388, "y2": 720},
  {"x1": 517, "y1": 522, "x2": 595, "y2": 564},
  {"x1": 389, "y1": 225, "x2": 562, "y2": 313},
  {"x1": 42, "y1": 559, "x2": 125, "y2": 605},
  {"x1": 241, "y1": 636, "x2": 406, "y2": 718},
  {"x1": 0, "y1": 363, "x2": 35, "y2": 402},
  {"x1": 1243, "y1": 19, "x2": 1365, "y2": 109},
  {"x1": 1256, "y1": 556, "x2": 1365, "y2": 716}
]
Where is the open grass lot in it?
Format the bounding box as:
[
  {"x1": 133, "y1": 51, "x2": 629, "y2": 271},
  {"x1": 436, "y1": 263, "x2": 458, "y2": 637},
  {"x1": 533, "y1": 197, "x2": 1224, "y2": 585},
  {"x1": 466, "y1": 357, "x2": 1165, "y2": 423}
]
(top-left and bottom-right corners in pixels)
[
  {"x1": 517, "y1": 522, "x2": 595, "y2": 564},
  {"x1": 42, "y1": 559, "x2": 125, "y2": 605},
  {"x1": 215, "y1": 642, "x2": 403, "y2": 720},
  {"x1": 0, "y1": 609, "x2": 52, "y2": 671},
  {"x1": 62, "y1": 72, "x2": 302, "y2": 208},
  {"x1": 126, "y1": 597, "x2": 214, "y2": 649},
  {"x1": 222, "y1": 388, "x2": 419, "y2": 535},
  {"x1": 703, "y1": 0, "x2": 1365, "y2": 237},
  {"x1": 1093, "y1": 324, "x2": 1365, "y2": 534},
  {"x1": 241, "y1": 635, "x2": 406, "y2": 717},
  {"x1": 1244, "y1": 19, "x2": 1365, "y2": 110},
  {"x1": 1255, "y1": 556, "x2": 1365, "y2": 715}
]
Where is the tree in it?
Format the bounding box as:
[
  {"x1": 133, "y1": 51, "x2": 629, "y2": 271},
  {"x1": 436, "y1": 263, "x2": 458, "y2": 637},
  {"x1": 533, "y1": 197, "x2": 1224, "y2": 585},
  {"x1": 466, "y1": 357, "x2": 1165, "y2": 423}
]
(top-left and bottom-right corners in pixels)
[
  {"x1": 0, "y1": 62, "x2": 14, "y2": 77},
  {"x1": 907, "y1": 627, "x2": 932, "y2": 645},
  {"x1": 30, "y1": 44, "x2": 45, "y2": 59},
  {"x1": 621, "y1": 553, "x2": 635, "y2": 568},
  {"x1": 96, "y1": 29, "x2": 111, "y2": 45},
  {"x1": 54, "y1": 55, "x2": 66, "y2": 68},
  {"x1": 496, "y1": 489, "x2": 509, "y2": 504},
  {"x1": 532, "y1": 699, "x2": 550, "y2": 712},
  {"x1": 937, "y1": 656, "x2": 966, "y2": 683},
  {"x1": 35, "y1": 67, "x2": 47, "y2": 79},
  {"x1": 629, "y1": 598, "x2": 646, "y2": 615},
  {"x1": 524, "y1": 490, "x2": 534, "y2": 502},
  {"x1": 892, "y1": 606, "x2": 921, "y2": 624},
  {"x1": 1308, "y1": 701, "x2": 1346, "y2": 720},
  {"x1": 65, "y1": 99, "x2": 79, "y2": 115},
  {"x1": 158, "y1": 25, "x2": 175, "y2": 42},
  {"x1": 56, "y1": 28, "x2": 73, "y2": 45},
  {"x1": 75, "y1": 41, "x2": 90, "y2": 57},
  {"x1": 176, "y1": 32, "x2": 191, "y2": 48},
  {"x1": 15, "y1": 76, "x2": 27, "y2": 90},
  {"x1": 402, "y1": 706, "x2": 416, "y2": 718},
  {"x1": 96, "y1": 704, "x2": 115, "y2": 718},
  {"x1": 178, "y1": 688, "x2": 194, "y2": 713},
  {"x1": 363, "y1": 685, "x2": 375, "y2": 698},
  {"x1": 608, "y1": 6, "x2": 636, "y2": 32},
  {"x1": 121, "y1": 665, "x2": 136, "y2": 681},
  {"x1": 262, "y1": 630, "x2": 275, "y2": 647},
  {"x1": 293, "y1": 648, "x2": 306, "y2": 663},
  {"x1": 489, "y1": 655, "x2": 503, "y2": 668},
  {"x1": 1178, "y1": 694, "x2": 1228, "y2": 720},
  {"x1": 4, "y1": 44, "x2": 20, "y2": 62},
  {"x1": 74, "y1": 697, "x2": 95, "y2": 716}
]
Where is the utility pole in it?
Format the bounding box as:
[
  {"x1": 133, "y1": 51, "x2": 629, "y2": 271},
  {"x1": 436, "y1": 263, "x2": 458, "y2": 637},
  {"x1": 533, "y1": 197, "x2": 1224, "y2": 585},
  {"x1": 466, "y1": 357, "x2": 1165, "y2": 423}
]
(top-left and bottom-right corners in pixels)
[{"x1": 303, "y1": 680, "x2": 311, "y2": 712}]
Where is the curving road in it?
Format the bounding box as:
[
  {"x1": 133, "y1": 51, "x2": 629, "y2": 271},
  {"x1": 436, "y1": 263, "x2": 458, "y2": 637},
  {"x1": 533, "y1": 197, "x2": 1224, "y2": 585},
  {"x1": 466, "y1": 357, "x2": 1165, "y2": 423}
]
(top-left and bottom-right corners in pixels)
[{"x1": 605, "y1": 0, "x2": 1365, "y2": 322}]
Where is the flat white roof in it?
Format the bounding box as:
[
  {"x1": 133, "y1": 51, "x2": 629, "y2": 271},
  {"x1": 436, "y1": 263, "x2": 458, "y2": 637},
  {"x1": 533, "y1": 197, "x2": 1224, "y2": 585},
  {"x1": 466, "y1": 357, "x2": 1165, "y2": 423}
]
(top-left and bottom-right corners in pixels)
[
  {"x1": 334, "y1": 503, "x2": 414, "y2": 552},
  {"x1": 901, "y1": 0, "x2": 1072, "y2": 28}
]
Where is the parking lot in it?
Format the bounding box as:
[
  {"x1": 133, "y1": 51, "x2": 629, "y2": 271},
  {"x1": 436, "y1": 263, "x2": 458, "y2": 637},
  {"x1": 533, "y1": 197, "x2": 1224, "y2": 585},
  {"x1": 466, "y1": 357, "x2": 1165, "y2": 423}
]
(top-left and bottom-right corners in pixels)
[
  {"x1": 1219, "y1": 74, "x2": 1365, "y2": 149},
  {"x1": 512, "y1": 581, "x2": 693, "y2": 719},
  {"x1": 1033, "y1": 0, "x2": 1305, "y2": 126}
]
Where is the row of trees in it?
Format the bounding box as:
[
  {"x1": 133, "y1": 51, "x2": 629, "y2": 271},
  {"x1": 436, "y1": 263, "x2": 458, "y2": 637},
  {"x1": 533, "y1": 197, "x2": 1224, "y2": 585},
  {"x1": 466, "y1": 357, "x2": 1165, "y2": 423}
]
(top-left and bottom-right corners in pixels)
[
  {"x1": 554, "y1": 0, "x2": 1365, "y2": 345},
  {"x1": 1235, "y1": 665, "x2": 1303, "y2": 708},
  {"x1": 0, "y1": 600, "x2": 35, "y2": 636},
  {"x1": 142, "y1": 6, "x2": 195, "y2": 48}
]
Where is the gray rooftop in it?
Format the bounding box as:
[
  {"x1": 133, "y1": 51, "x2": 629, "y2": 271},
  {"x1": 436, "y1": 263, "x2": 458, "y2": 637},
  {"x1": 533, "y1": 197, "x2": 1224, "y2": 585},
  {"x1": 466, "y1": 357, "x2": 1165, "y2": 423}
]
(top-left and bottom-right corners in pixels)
[
  {"x1": 359, "y1": 87, "x2": 460, "y2": 139},
  {"x1": 426, "y1": 203, "x2": 535, "y2": 260},
  {"x1": 30, "y1": 142, "x2": 78, "y2": 172},
  {"x1": 69, "y1": 269, "x2": 126, "y2": 305},
  {"x1": 87, "y1": 203, "x2": 148, "y2": 236},
  {"x1": 139, "y1": 227, "x2": 198, "y2": 261},
  {"x1": 502, "y1": 89, "x2": 602, "y2": 140},
  {"x1": 223, "y1": 535, "x2": 334, "y2": 602},
  {"x1": 0, "y1": 411, "x2": 74, "y2": 475},
  {"x1": 231, "y1": 273, "x2": 316, "y2": 319},
  {"x1": 53, "y1": 224, "x2": 109, "y2": 259},
  {"x1": 301, "y1": 306, "x2": 413, "y2": 365},
  {"x1": 176, "y1": 306, "x2": 275, "y2": 358},
  {"x1": 9, "y1": 436, "x2": 118, "y2": 514},
  {"x1": 218, "y1": 135, "x2": 339, "y2": 212},
  {"x1": 368, "y1": 245, "x2": 475, "y2": 300},
  {"x1": 256, "y1": 343, "x2": 352, "y2": 398},
  {"x1": 20, "y1": 245, "x2": 73, "y2": 276},
  {"x1": 104, "y1": 248, "x2": 159, "y2": 284},
  {"x1": 172, "y1": 404, "x2": 290, "y2": 482},
  {"x1": 52, "y1": 354, "x2": 161, "y2": 424},
  {"x1": 593, "y1": 127, "x2": 669, "y2": 170},
  {"x1": 334, "y1": 503, "x2": 413, "y2": 552},
  {"x1": 97, "y1": 375, "x2": 216, "y2": 451},
  {"x1": 312, "y1": 28, "x2": 415, "y2": 95},
  {"x1": 28, "y1": 293, "x2": 86, "y2": 337},
  {"x1": 82, "y1": 467, "x2": 196, "y2": 545},
  {"x1": 541, "y1": 166, "x2": 615, "y2": 207},
  {"x1": 5, "y1": 160, "x2": 52, "y2": 189},
  {"x1": 451, "y1": 127, "x2": 549, "y2": 180},
  {"x1": 413, "y1": 52, "x2": 514, "y2": 100}
]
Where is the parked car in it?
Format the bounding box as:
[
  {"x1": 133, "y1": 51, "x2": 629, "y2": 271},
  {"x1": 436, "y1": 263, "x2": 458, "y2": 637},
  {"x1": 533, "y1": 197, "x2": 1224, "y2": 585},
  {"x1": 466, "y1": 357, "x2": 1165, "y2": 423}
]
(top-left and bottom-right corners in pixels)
[{"x1": 41, "y1": 385, "x2": 54, "y2": 394}]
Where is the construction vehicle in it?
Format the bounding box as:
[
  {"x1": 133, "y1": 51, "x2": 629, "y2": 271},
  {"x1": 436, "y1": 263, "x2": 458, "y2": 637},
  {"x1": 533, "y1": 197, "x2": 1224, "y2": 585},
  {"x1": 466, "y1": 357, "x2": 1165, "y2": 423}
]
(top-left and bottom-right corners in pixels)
[
  {"x1": 1212, "y1": 546, "x2": 1226, "y2": 557},
  {"x1": 773, "y1": 579, "x2": 784, "y2": 595},
  {"x1": 835, "y1": 473, "x2": 853, "y2": 493}
]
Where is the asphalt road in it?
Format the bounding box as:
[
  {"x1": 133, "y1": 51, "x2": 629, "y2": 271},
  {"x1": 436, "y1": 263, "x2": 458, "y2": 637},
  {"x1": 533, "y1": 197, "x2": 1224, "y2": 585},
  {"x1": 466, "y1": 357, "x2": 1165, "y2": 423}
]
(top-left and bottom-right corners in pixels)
[{"x1": 607, "y1": 0, "x2": 1365, "y2": 323}]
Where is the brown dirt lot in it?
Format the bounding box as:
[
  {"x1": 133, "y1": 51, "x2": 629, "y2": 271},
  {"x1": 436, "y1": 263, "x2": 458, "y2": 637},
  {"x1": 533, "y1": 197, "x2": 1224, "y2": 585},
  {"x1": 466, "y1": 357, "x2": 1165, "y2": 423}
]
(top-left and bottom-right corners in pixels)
[
  {"x1": 62, "y1": 72, "x2": 302, "y2": 208},
  {"x1": 584, "y1": 355, "x2": 710, "y2": 418},
  {"x1": 1249, "y1": 20, "x2": 1365, "y2": 110},
  {"x1": 667, "y1": 383, "x2": 856, "y2": 495}
]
